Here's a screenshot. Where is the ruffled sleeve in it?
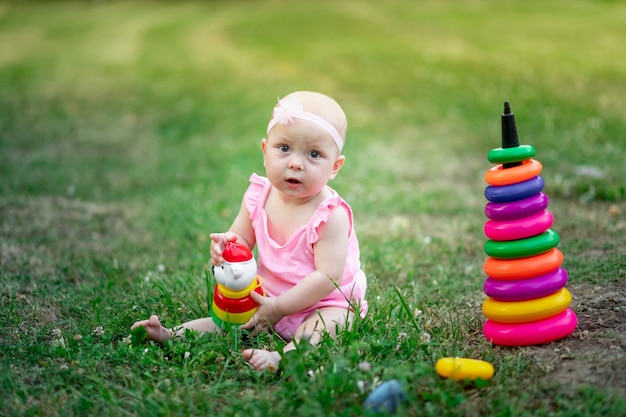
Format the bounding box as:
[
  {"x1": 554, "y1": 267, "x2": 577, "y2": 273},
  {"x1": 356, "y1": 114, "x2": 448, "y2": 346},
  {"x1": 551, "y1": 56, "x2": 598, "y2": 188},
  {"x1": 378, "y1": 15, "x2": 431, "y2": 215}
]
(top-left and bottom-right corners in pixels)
[
  {"x1": 307, "y1": 197, "x2": 354, "y2": 246},
  {"x1": 243, "y1": 173, "x2": 270, "y2": 220}
]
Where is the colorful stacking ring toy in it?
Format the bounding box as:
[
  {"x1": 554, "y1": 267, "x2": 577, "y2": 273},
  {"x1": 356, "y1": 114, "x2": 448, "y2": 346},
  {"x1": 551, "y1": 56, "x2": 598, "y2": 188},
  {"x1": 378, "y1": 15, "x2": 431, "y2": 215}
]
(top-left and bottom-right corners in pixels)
[
  {"x1": 484, "y1": 192, "x2": 549, "y2": 221},
  {"x1": 211, "y1": 277, "x2": 265, "y2": 328},
  {"x1": 484, "y1": 229, "x2": 560, "y2": 258},
  {"x1": 484, "y1": 176, "x2": 544, "y2": 203},
  {"x1": 488, "y1": 145, "x2": 536, "y2": 164},
  {"x1": 484, "y1": 248, "x2": 564, "y2": 280},
  {"x1": 483, "y1": 308, "x2": 578, "y2": 346},
  {"x1": 484, "y1": 210, "x2": 553, "y2": 241},
  {"x1": 485, "y1": 159, "x2": 542, "y2": 186},
  {"x1": 482, "y1": 287, "x2": 571, "y2": 323},
  {"x1": 483, "y1": 267, "x2": 569, "y2": 301},
  {"x1": 482, "y1": 104, "x2": 577, "y2": 347}
]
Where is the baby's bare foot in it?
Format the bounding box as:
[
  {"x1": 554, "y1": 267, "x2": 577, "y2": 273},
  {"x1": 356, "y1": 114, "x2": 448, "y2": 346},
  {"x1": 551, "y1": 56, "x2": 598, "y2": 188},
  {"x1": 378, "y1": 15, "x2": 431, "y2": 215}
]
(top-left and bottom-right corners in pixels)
[
  {"x1": 130, "y1": 315, "x2": 172, "y2": 343},
  {"x1": 242, "y1": 348, "x2": 281, "y2": 372}
]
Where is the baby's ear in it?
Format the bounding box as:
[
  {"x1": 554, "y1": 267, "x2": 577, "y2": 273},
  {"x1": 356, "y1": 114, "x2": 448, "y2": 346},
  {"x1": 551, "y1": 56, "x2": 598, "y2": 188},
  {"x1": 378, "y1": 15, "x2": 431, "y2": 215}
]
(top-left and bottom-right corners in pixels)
[{"x1": 330, "y1": 155, "x2": 346, "y2": 179}]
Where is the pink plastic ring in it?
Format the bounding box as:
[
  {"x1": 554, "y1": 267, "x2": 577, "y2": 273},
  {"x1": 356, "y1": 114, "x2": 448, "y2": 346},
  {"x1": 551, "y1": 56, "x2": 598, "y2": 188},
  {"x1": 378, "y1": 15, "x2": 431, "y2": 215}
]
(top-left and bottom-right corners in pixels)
[
  {"x1": 484, "y1": 210, "x2": 553, "y2": 241},
  {"x1": 485, "y1": 192, "x2": 549, "y2": 221},
  {"x1": 483, "y1": 267, "x2": 569, "y2": 301},
  {"x1": 483, "y1": 308, "x2": 578, "y2": 346}
]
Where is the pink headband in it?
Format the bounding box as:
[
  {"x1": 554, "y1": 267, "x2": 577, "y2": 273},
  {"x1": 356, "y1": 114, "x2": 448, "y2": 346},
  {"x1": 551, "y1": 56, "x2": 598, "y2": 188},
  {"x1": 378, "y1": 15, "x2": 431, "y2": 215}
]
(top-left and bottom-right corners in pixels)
[{"x1": 266, "y1": 97, "x2": 344, "y2": 151}]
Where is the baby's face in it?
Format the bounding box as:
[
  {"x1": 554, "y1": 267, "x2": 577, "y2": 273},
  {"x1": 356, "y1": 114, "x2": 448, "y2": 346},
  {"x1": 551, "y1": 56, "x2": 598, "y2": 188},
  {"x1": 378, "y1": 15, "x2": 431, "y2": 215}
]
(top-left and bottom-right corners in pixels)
[{"x1": 263, "y1": 121, "x2": 344, "y2": 200}]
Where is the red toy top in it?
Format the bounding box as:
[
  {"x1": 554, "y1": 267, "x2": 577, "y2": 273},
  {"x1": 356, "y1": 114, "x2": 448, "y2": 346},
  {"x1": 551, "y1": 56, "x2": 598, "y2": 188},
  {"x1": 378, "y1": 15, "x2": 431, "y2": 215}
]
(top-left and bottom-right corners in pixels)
[{"x1": 222, "y1": 241, "x2": 253, "y2": 263}]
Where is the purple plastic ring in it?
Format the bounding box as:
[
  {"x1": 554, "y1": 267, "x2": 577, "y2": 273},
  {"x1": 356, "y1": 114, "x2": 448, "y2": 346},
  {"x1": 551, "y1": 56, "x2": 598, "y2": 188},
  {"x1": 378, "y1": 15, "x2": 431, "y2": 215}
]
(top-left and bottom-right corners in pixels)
[
  {"x1": 485, "y1": 192, "x2": 549, "y2": 221},
  {"x1": 484, "y1": 210, "x2": 554, "y2": 241},
  {"x1": 484, "y1": 176, "x2": 544, "y2": 203},
  {"x1": 483, "y1": 267, "x2": 569, "y2": 301}
]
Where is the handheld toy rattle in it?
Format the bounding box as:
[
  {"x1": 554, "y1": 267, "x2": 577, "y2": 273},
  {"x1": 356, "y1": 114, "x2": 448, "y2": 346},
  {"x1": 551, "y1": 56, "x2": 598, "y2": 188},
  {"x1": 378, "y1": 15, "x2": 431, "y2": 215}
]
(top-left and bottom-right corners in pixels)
[{"x1": 211, "y1": 241, "x2": 265, "y2": 329}]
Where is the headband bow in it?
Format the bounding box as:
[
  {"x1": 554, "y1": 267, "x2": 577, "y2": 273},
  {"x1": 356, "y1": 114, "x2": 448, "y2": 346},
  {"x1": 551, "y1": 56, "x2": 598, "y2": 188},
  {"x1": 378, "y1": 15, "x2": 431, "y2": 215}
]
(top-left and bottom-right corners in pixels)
[{"x1": 266, "y1": 98, "x2": 344, "y2": 151}]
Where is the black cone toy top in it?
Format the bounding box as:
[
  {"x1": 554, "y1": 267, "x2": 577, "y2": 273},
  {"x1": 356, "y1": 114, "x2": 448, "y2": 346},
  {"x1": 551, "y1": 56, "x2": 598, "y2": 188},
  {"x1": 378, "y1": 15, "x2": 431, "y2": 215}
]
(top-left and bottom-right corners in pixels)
[{"x1": 501, "y1": 101, "x2": 522, "y2": 168}]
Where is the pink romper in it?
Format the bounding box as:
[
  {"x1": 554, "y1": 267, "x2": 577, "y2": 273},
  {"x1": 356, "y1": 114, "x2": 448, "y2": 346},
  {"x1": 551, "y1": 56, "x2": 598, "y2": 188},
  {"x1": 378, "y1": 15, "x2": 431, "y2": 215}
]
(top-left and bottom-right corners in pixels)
[{"x1": 244, "y1": 174, "x2": 368, "y2": 339}]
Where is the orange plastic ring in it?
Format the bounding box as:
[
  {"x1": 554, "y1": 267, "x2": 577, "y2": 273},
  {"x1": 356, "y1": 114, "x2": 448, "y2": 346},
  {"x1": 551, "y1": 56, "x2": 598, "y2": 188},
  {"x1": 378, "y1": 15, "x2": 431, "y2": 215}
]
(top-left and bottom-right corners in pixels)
[
  {"x1": 484, "y1": 248, "x2": 563, "y2": 280},
  {"x1": 484, "y1": 159, "x2": 543, "y2": 186}
]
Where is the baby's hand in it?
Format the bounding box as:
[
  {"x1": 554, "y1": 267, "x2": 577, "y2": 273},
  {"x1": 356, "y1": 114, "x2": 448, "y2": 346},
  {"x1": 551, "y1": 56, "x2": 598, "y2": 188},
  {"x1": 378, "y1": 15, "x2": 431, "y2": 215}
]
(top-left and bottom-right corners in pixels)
[
  {"x1": 242, "y1": 292, "x2": 284, "y2": 336},
  {"x1": 209, "y1": 233, "x2": 237, "y2": 265}
]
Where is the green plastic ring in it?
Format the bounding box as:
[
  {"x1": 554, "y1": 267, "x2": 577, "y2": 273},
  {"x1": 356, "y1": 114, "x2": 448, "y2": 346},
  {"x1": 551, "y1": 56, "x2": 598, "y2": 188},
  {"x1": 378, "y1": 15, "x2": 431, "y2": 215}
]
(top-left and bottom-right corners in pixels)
[
  {"x1": 484, "y1": 229, "x2": 560, "y2": 259},
  {"x1": 488, "y1": 145, "x2": 536, "y2": 164}
]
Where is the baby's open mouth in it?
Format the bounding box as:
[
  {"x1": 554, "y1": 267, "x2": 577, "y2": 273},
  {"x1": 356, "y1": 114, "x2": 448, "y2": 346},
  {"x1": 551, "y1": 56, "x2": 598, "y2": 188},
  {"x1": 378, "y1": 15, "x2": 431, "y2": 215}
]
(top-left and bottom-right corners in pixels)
[{"x1": 287, "y1": 178, "x2": 301, "y2": 184}]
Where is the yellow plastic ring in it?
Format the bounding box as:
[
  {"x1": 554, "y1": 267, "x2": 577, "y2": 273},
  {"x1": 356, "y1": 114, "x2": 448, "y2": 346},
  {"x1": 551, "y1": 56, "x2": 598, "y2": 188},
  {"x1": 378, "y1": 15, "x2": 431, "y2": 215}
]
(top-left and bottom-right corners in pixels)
[
  {"x1": 217, "y1": 276, "x2": 263, "y2": 299},
  {"x1": 211, "y1": 301, "x2": 257, "y2": 324}
]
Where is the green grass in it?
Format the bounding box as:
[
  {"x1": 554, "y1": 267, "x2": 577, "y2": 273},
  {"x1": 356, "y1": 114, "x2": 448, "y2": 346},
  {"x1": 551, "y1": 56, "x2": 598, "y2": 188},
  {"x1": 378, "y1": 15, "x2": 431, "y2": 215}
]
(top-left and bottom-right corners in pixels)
[{"x1": 1, "y1": 1, "x2": 625, "y2": 416}]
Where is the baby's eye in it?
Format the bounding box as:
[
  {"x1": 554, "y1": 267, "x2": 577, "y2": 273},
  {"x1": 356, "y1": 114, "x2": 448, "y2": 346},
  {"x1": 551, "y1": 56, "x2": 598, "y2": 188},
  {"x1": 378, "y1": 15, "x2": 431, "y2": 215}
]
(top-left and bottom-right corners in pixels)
[
  {"x1": 278, "y1": 145, "x2": 290, "y2": 153},
  {"x1": 309, "y1": 150, "x2": 321, "y2": 159}
]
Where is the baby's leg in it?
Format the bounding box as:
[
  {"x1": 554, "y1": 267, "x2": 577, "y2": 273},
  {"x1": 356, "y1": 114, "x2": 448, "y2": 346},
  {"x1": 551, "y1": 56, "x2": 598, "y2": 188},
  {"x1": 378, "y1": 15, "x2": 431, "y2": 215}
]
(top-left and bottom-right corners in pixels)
[
  {"x1": 290, "y1": 306, "x2": 355, "y2": 347},
  {"x1": 243, "y1": 307, "x2": 355, "y2": 371},
  {"x1": 131, "y1": 315, "x2": 221, "y2": 343}
]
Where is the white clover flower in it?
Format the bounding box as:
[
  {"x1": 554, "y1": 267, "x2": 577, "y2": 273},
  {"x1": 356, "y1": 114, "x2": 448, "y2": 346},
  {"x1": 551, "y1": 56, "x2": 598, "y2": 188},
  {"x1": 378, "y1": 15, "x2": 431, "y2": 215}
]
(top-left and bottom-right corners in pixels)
[
  {"x1": 395, "y1": 332, "x2": 408, "y2": 351},
  {"x1": 92, "y1": 326, "x2": 104, "y2": 337},
  {"x1": 50, "y1": 328, "x2": 66, "y2": 348}
]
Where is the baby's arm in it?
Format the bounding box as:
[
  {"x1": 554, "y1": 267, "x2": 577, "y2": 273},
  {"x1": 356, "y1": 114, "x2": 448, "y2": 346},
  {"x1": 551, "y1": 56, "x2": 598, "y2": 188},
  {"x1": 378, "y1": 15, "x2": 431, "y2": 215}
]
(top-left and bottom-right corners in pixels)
[
  {"x1": 210, "y1": 199, "x2": 256, "y2": 265},
  {"x1": 244, "y1": 205, "x2": 350, "y2": 330}
]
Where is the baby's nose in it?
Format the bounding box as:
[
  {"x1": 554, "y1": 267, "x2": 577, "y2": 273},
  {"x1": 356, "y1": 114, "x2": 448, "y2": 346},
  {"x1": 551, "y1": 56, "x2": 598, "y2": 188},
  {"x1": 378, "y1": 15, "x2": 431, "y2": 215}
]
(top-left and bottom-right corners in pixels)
[{"x1": 289, "y1": 155, "x2": 304, "y2": 169}]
